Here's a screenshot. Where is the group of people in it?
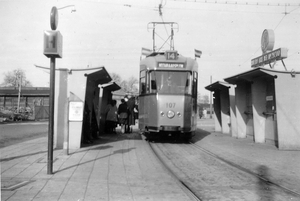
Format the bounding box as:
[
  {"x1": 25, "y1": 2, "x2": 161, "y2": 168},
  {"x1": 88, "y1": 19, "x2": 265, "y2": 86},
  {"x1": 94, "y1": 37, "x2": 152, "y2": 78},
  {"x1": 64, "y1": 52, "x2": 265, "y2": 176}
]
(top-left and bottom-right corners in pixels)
[{"x1": 105, "y1": 96, "x2": 137, "y2": 134}]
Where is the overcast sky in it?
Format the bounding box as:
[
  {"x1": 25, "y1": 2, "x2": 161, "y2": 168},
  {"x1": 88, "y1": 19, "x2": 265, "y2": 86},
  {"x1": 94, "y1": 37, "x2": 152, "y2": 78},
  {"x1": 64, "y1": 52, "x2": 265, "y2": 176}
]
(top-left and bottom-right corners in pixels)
[{"x1": 0, "y1": 0, "x2": 299, "y2": 95}]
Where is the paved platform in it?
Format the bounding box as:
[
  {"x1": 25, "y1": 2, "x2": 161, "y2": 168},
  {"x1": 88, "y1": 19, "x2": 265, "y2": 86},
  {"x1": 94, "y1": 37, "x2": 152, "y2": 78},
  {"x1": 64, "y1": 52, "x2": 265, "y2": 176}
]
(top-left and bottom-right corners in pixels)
[
  {"x1": 1, "y1": 119, "x2": 300, "y2": 200},
  {"x1": 1, "y1": 131, "x2": 192, "y2": 201},
  {"x1": 195, "y1": 118, "x2": 300, "y2": 196}
]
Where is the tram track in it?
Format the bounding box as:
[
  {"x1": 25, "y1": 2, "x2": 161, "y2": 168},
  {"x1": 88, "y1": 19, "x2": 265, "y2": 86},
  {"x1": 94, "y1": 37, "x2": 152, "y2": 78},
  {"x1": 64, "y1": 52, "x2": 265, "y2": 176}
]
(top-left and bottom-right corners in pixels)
[
  {"x1": 148, "y1": 141, "x2": 202, "y2": 201},
  {"x1": 146, "y1": 135, "x2": 300, "y2": 200},
  {"x1": 188, "y1": 141, "x2": 300, "y2": 198}
]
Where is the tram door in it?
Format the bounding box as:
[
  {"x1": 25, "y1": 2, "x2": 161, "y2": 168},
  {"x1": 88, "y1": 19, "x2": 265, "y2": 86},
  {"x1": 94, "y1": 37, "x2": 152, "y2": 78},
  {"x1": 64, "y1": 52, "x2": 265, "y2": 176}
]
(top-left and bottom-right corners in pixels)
[{"x1": 138, "y1": 69, "x2": 147, "y2": 129}]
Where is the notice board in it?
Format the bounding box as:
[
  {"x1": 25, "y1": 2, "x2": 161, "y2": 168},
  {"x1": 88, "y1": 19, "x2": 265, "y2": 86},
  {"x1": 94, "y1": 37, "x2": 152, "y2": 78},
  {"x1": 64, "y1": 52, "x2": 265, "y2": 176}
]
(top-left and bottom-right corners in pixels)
[{"x1": 69, "y1": 101, "x2": 83, "y2": 121}]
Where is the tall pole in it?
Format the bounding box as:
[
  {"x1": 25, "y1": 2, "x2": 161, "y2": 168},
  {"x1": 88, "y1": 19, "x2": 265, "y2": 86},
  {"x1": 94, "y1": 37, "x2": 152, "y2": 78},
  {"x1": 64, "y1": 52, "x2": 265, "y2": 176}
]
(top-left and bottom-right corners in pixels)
[
  {"x1": 17, "y1": 74, "x2": 21, "y2": 113},
  {"x1": 210, "y1": 75, "x2": 213, "y2": 119},
  {"x1": 48, "y1": 57, "x2": 55, "y2": 174},
  {"x1": 44, "y1": 5, "x2": 68, "y2": 174}
]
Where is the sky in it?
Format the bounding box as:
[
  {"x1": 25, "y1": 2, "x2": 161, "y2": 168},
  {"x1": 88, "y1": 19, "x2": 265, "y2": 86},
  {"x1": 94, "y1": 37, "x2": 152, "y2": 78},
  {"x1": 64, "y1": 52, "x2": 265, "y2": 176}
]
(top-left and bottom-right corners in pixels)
[{"x1": 0, "y1": 0, "x2": 299, "y2": 95}]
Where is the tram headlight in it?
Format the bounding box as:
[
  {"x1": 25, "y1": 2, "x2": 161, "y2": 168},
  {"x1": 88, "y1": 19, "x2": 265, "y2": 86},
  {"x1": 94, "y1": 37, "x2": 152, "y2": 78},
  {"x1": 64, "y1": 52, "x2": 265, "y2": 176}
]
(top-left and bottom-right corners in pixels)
[
  {"x1": 177, "y1": 112, "x2": 181, "y2": 117},
  {"x1": 160, "y1": 111, "x2": 165, "y2": 117},
  {"x1": 167, "y1": 110, "x2": 175, "y2": 119}
]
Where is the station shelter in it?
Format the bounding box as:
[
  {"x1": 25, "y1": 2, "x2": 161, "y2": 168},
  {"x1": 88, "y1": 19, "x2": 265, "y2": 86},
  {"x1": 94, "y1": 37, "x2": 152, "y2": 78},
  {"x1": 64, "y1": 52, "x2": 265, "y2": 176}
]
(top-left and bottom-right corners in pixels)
[
  {"x1": 205, "y1": 81, "x2": 236, "y2": 136},
  {"x1": 206, "y1": 67, "x2": 300, "y2": 150},
  {"x1": 224, "y1": 67, "x2": 300, "y2": 150},
  {"x1": 54, "y1": 67, "x2": 120, "y2": 151}
]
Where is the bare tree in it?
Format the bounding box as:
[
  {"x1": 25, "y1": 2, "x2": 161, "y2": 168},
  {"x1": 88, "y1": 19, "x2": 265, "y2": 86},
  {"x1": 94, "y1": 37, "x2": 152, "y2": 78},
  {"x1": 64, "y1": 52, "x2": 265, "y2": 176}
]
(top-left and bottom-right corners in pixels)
[
  {"x1": 126, "y1": 76, "x2": 138, "y2": 94},
  {"x1": 202, "y1": 94, "x2": 209, "y2": 104},
  {"x1": 110, "y1": 73, "x2": 122, "y2": 85},
  {"x1": 1, "y1": 69, "x2": 32, "y2": 87},
  {"x1": 111, "y1": 73, "x2": 138, "y2": 95}
]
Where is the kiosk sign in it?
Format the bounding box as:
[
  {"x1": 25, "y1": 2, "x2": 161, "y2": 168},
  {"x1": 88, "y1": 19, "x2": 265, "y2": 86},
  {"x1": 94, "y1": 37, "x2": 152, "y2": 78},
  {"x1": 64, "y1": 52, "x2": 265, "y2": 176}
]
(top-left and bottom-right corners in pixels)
[
  {"x1": 251, "y1": 48, "x2": 288, "y2": 68},
  {"x1": 251, "y1": 29, "x2": 288, "y2": 69}
]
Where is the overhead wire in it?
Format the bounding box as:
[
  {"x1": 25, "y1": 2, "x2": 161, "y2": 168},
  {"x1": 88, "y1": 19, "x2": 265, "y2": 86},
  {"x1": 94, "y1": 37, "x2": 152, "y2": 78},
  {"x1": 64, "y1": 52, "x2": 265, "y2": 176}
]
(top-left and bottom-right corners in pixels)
[
  {"x1": 155, "y1": 0, "x2": 176, "y2": 51},
  {"x1": 72, "y1": 0, "x2": 299, "y2": 65},
  {"x1": 78, "y1": 0, "x2": 300, "y2": 15},
  {"x1": 169, "y1": 0, "x2": 300, "y2": 7},
  {"x1": 238, "y1": 4, "x2": 299, "y2": 67}
]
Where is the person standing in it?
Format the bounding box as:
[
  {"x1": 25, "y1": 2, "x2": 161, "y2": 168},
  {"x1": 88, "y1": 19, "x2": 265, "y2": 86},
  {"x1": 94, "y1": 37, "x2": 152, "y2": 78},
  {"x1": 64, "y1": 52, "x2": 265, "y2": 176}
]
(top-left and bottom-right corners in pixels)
[
  {"x1": 203, "y1": 109, "x2": 207, "y2": 119},
  {"x1": 105, "y1": 100, "x2": 118, "y2": 134},
  {"x1": 126, "y1": 96, "x2": 136, "y2": 133},
  {"x1": 118, "y1": 99, "x2": 128, "y2": 133}
]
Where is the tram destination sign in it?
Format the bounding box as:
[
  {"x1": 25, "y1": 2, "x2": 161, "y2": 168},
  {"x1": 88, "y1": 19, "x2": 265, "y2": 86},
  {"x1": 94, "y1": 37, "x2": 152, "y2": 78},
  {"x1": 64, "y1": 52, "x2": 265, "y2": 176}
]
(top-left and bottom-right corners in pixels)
[
  {"x1": 158, "y1": 63, "x2": 184, "y2": 68},
  {"x1": 251, "y1": 48, "x2": 288, "y2": 68}
]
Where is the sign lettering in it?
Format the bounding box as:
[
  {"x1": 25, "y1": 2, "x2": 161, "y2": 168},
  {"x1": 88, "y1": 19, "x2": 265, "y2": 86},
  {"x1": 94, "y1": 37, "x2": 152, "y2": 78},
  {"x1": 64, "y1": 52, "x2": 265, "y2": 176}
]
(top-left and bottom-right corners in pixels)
[
  {"x1": 251, "y1": 48, "x2": 288, "y2": 68},
  {"x1": 158, "y1": 63, "x2": 184, "y2": 68}
]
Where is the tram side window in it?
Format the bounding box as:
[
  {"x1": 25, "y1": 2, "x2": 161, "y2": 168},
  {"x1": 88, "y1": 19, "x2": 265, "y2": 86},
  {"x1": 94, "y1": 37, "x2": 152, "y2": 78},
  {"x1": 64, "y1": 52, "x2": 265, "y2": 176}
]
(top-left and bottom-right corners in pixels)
[
  {"x1": 140, "y1": 70, "x2": 146, "y2": 95},
  {"x1": 192, "y1": 72, "x2": 198, "y2": 112},
  {"x1": 192, "y1": 72, "x2": 198, "y2": 98},
  {"x1": 149, "y1": 71, "x2": 157, "y2": 93},
  {"x1": 185, "y1": 72, "x2": 192, "y2": 94}
]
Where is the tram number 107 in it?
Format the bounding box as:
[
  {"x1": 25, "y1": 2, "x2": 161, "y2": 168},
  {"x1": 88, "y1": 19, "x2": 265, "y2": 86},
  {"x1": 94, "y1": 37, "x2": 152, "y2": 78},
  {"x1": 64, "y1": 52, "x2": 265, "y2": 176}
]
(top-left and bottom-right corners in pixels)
[{"x1": 166, "y1": 103, "x2": 176, "y2": 108}]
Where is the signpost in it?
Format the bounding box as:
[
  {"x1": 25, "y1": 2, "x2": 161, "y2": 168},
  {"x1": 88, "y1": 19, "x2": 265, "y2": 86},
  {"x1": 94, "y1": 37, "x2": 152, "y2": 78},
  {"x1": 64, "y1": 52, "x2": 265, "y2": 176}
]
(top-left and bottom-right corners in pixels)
[{"x1": 43, "y1": 6, "x2": 63, "y2": 175}]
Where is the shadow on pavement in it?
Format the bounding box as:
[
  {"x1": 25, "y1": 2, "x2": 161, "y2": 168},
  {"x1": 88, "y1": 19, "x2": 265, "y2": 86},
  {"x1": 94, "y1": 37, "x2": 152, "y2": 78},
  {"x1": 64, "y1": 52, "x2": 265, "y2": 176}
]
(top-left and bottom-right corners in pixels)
[
  {"x1": 80, "y1": 130, "x2": 142, "y2": 149},
  {"x1": 256, "y1": 165, "x2": 275, "y2": 200},
  {"x1": 192, "y1": 128, "x2": 212, "y2": 143},
  {"x1": 54, "y1": 147, "x2": 136, "y2": 174},
  {"x1": 0, "y1": 150, "x2": 47, "y2": 162}
]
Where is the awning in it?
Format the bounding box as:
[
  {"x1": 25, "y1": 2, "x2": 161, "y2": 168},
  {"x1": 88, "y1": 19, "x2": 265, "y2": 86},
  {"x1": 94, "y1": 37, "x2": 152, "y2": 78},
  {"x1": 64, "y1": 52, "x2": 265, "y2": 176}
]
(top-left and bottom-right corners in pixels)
[
  {"x1": 101, "y1": 82, "x2": 121, "y2": 92},
  {"x1": 205, "y1": 81, "x2": 231, "y2": 92},
  {"x1": 84, "y1": 67, "x2": 112, "y2": 85},
  {"x1": 224, "y1": 67, "x2": 281, "y2": 84}
]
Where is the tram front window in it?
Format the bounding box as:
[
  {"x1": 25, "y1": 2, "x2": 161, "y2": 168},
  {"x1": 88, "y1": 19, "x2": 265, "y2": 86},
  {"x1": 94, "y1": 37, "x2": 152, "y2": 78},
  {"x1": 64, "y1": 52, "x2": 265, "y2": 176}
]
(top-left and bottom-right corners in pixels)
[{"x1": 149, "y1": 71, "x2": 192, "y2": 94}]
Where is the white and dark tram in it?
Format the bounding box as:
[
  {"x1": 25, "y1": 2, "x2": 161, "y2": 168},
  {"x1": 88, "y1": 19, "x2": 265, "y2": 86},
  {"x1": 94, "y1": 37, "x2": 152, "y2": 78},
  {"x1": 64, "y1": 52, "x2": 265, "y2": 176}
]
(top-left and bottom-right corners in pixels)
[{"x1": 138, "y1": 50, "x2": 198, "y2": 141}]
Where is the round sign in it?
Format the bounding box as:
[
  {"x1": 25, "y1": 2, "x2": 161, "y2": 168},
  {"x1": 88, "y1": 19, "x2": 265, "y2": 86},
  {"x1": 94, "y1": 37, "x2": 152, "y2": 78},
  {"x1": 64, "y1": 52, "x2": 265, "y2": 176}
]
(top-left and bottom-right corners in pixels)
[
  {"x1": 261, "y1": 29, "x2": 275, "y2": 54},
  {"x1": 50, "y1": 6, "x2": 58, "y2": 30}
]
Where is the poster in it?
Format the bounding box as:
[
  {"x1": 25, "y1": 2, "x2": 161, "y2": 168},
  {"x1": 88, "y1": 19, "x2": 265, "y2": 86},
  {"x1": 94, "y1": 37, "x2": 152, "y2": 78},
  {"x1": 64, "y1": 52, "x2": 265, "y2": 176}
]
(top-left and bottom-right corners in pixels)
[{"x1": 69, "y1": 101, "x2": 83, "y2": 121}]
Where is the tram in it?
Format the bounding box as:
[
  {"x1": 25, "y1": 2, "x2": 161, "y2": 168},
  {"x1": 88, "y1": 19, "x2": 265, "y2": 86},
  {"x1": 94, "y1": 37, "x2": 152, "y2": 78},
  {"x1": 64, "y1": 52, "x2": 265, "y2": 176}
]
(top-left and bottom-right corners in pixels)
[{"x1": 138, "y1": 50, "x2": 198, "y2": 141}]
